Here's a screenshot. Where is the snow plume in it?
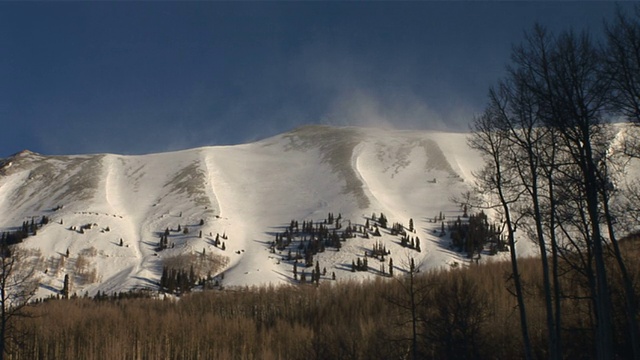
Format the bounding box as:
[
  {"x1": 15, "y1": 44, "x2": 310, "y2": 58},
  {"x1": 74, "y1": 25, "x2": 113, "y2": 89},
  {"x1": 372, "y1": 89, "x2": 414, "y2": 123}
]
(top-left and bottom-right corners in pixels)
[
  {"x1": 294, "y1": 41, "x2": 478, "y2": 133},
  {"x1": 320, "y1": 88, "x2": 445, "y2": 131}
]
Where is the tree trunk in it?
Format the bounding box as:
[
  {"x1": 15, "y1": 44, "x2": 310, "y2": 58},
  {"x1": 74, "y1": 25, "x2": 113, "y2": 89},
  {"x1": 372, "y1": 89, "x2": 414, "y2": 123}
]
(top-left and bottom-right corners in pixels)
[{"x1": 584, "y1": 141, "x2": 614, "y2": 360}]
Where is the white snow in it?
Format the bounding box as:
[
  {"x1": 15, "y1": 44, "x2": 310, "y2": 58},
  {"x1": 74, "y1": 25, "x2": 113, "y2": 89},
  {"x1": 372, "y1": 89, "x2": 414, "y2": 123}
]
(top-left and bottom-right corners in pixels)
[{"x1": 0, "y1": 125, "x2": 540, "y2": 297}]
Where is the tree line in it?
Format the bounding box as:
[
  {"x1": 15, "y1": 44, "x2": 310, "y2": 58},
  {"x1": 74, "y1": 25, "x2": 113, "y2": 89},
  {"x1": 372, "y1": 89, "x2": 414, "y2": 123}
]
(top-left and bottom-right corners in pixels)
[{"x1": 2, "y1": 246, "x2": 638, "y2": 359}]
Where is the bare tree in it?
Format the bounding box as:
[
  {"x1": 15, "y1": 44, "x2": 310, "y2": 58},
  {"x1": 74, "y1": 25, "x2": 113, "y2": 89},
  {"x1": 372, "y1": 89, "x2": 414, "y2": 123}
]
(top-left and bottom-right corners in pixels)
[
  {"x1": 489, "y1": 65, "x2": 561, "y2": 360},
  {"x1": 605, "y1": 6, "x2": 640, "y2": 123},
  {"x1": 469, "y1": 111, "x2": 534, "y2": 360},
  {"x1": 385, "y1": 256, "x2": 431, "y2": 360},
  {"x1": 423, "y1": 271, "x2": 490, "y2": 360},
  {"x1": 0, "y1": 245, "x2": 40, "y2": 360},
  {"x1": 469, "y1": 19, "x2": 640, "y2": 359},
  {"x1": 543, "y1": 29, "x2": 616, "y2": 360}
]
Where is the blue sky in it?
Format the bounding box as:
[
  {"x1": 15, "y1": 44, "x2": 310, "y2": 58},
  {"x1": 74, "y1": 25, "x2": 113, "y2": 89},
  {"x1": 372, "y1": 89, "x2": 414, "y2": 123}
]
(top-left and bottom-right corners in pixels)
[{"x1": 0, "y1": 2, "x2": 633, "y2": 156}]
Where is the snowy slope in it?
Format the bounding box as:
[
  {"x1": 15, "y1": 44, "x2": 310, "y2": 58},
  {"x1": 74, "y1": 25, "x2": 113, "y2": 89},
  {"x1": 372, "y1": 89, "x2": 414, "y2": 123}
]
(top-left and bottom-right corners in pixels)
[{"x1": 0, "y1": 125, "x2": 500, "y2": 297}]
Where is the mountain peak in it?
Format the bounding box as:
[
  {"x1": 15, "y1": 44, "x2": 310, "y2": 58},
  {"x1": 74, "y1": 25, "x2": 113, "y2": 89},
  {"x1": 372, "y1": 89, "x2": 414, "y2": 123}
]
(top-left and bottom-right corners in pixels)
[{"x1": 12, "y1": 149, "x2": 40, "y2": 158}]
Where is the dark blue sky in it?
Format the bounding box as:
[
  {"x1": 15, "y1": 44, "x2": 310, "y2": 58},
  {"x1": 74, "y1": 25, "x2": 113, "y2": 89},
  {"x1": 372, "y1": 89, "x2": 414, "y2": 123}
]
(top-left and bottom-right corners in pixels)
[{"x1": 0, "y1": 2, "x2": 633, "y2": 156}]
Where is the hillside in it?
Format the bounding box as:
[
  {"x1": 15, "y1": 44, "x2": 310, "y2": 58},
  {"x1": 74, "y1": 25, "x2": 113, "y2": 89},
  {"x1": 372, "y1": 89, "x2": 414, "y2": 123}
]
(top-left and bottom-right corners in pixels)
[{"x1": 0, "y1": 125, "x2": 506, "y2": 297}]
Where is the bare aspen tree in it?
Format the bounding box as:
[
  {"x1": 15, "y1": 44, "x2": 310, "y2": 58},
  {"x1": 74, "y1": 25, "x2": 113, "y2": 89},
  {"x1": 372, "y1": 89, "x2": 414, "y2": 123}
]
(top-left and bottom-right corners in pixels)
[
  {"x1": 0, "y1": 245, "x2": 40, "y2": 360},
  {"x1": 605, "y1": 6, "x2": 640, "y2": 123},
  {"x1": 469, "y1": 20, "x2": 640, "y2": 359},
  {"x1": 469, "y1": 111, "x2": 534, "y2": 360},
  {"x1": 386, "y1": 256, "x2": 430, "y2": 360}
]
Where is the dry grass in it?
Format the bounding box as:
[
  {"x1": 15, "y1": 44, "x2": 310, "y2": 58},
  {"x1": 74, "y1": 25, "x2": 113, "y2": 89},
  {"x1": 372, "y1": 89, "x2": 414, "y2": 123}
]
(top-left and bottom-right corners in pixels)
[{"x1": 12, "y1": 246, "x2": 640, "y2": 359}]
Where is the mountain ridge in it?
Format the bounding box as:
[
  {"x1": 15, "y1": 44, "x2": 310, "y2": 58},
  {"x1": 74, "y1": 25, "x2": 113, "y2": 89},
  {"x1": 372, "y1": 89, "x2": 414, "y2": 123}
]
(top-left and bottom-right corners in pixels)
[{"x1": 1, "y1": 125, "x2": 496, "y2": 297}]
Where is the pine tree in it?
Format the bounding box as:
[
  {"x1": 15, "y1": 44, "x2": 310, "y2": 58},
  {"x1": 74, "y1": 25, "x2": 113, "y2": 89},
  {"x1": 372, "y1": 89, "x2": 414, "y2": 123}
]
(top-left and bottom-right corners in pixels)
[
  {"x1": 189, "y1": 265, "x2": 195, "y2": 288},
  {"x1": 379, "y1": 213, "x2": 388, "y2": 228},
  {"x1": 315, "y1": 261, "x2": 321, "y2": 283},
  {"x1": 409, "y1": 218, "x2": 414, "y2": 232},
  {"x1": 62, "y1": 274, "x2": 69, "y2": 299},
  {"x1": 119, "y1": 239, "x2": 123, "y2": 247},
  {"x1": 389, "y1": 258, "x2": 393, "y2": 276}
]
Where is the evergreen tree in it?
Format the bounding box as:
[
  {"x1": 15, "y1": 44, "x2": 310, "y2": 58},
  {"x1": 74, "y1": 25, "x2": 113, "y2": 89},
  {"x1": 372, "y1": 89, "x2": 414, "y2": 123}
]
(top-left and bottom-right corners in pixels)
[
  {"x1": 315, "y1": 261, "x2": 320, "y2": 281},
  {"x1": 62, "y1": 274, "x2": 69, "y2": 299},
  {"x1": 379, "y1": 213, "x2": 388, "y2": 228}
]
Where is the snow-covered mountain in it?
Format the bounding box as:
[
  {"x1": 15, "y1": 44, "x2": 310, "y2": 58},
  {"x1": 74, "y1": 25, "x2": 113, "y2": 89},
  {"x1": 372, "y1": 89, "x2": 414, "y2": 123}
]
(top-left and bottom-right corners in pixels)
[{"x1": 1, "y1": 125, "x2": 493, "y2": 297}]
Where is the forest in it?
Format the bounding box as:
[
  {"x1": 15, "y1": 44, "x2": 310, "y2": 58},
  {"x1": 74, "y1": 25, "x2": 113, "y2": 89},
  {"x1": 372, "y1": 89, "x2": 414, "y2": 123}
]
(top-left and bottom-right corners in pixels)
[{"x1": 5, "y1": 240, "x2": 640, "y2": 359}]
